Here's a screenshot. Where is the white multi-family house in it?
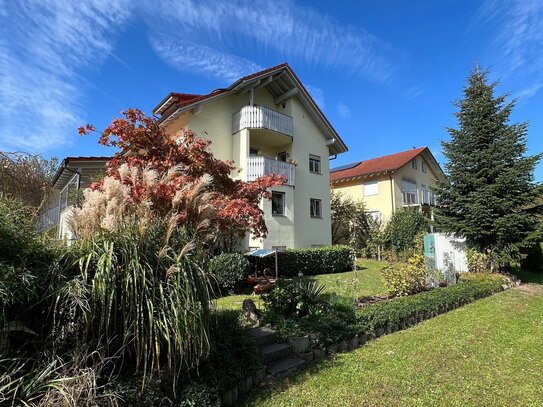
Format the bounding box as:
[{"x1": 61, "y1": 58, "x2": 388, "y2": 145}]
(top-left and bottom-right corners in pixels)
[
  {"x1": 153, "y1": 63, "x2": 348, "y2": 249},
  {"x1": 48, "y1": 63, "x2": 348, "y2": 248}
]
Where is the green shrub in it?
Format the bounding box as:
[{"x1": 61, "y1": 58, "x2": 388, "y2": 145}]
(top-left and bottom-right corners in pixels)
[
  {"x1": 381, "y1": 253, "x2": 428, "y2": 296},
  {"x1": 179, "y1": 383, "x2": 215, "y2": 407},
  {"x1": 357, "y1": 274, "x2": 506, "y2": 333},
  {"x1": 262, "y1": 279, "x2": 325, "y2": 318},
  {"x1": 465, "y1": 247, "x2": 490, "y2": 273},
  {"x1": 208, "y1": 253, "x2": 250, "y2": 293},
  {"x1": 385, "y1": 208, "x2": 430, "y2": 253},
  {"x1": 256, "y1": 245, "x2": 355, "y2": 277}
]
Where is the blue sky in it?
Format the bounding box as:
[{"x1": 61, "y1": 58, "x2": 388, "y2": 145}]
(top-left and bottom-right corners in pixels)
[{"x1": 1, "y1": 0, "x2": 542, "y2": 180}]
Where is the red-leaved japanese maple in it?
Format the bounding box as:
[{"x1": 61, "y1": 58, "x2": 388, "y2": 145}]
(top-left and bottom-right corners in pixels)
[{"x1": 78, "y1": 108, "x2": 284, "y2": 240}]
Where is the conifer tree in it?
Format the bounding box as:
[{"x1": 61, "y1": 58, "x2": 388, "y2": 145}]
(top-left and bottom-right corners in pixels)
[{"x1": 434, "y1": 65, "x2": 541, "y2": 268}]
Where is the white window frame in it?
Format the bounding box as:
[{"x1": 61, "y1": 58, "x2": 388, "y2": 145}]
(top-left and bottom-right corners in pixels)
[
  {"x1": 421, "y1": 161, "x2": 427, "y2": 173},
  {"x1": 309, "y1": 154, "x2": 321, "y2": 174},
  {"x1": 365, "y1": 210, "x2": 381, "y2": 222},
  {"x1": 363, "y1": 181, "x2": 379, "y2": 196},
  {"x1": 412, "y1": 158, "x2": 418, "y2": 170},
  {"x1": 401, "y1": 179, "x2": 418, "y2": 205},
  {"x1": 310, "y1": 198, "x2": 322, "y2": 218},
  {"x1": 271, "y1": 191, "x2": 285, "y2": 216}
]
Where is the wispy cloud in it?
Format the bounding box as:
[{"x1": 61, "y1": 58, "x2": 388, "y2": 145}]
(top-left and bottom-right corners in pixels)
[
  {"x1": 305, "y1": 85, "x2": 325, "y2": 109},
  {"x1": 0, "y1": 0, "x2": 131, "y2": 151},
  {"x1": 515, "y1": 82, "x2": 543, "y2": 100},
  {"x1": 150, "y1": 34, "x2": 262, "y2": 83},
  {"x1": 479, "y1": 0, "x2": 543, "y2": 74},
  {"x1": 141, "y1": 0, "x2": 403, "y2": 84},
  {"x1": 337, "y1": 102, "x2": 351, "y2": 119},
  {"x1": 405, "y1": 84, "x2": 426, "y2": 99},
  {"x1": 478, "y1": 0, "x2": 543, "y2": 97}
]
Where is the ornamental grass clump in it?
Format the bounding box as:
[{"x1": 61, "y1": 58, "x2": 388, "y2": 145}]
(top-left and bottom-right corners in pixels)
[{"x1": 66, "y1": 109, "x2": 284, "y2": 391}]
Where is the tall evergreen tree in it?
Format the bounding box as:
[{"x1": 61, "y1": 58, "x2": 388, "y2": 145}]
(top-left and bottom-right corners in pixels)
[{"x1": 434, "y1": 65, "x2": 541, "y2": 267}]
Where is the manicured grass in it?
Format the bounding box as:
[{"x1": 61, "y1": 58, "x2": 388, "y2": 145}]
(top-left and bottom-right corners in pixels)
[
  {"x1": 243, "y1": 280, "x2": 543, "y2": 406},
  {"x1": 213, "y1": 259, "x2": 387, "y2": 311}
]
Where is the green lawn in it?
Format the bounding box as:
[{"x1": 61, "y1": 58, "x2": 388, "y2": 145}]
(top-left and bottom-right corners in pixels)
[
  {"x1": 213, "y1": 259, "x2": 387, "y2": 312},
  {"x1": 243, "y1": 276, "x2": 543, "y2": 406}
]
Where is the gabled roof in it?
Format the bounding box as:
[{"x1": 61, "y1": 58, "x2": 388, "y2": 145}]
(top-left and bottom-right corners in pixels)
[
  {"x1": 153, "y1": 63, "x2": 348, "y2": 155},
  {"x1": 330, "y1": 147, "x2": 441, "y2": 182}
]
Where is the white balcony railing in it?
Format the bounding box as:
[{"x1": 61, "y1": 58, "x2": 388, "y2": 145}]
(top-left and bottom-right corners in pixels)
[
  {"x1": 246, "y1": 156, "x2": 295, "y2": 186},
  {"x1": 232, "y1": 106, "x2": 293, "y2": 137},
  {"x1": 402, "y1": 189, "x2": 436, "y2": 206}
]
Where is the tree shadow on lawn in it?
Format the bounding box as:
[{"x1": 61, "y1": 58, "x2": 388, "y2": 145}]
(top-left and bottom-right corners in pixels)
[
  {"x1": 240, "y1": 353, "x2": 352, "y2": 406},
  {"x1": 511, "y1": 269, "x2": 543, "y2": 284}
]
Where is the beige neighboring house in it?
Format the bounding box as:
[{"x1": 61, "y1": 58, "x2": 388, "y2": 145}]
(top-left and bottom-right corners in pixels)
[
  {"x1": 330, "y1": 147, "x2": 446, "y2": 222},
  {"x1": 154, "y1": 63, "x2": 348, "y2": 250}
]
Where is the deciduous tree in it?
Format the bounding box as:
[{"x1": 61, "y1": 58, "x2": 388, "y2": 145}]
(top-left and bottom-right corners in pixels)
[{"x1": 77, "y1": 109, "x2": 285, "y2": 240}]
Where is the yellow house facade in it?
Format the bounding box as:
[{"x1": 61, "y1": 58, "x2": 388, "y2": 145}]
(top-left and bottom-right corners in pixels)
[
  {"x1": 153, "y1": 63, "x2": 348, "y2": 250},
  {"x1": 330, "y1": 147, "x2": 446, "y2": 222}
]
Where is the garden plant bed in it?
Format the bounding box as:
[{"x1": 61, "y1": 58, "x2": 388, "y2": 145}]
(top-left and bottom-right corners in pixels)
[
  {"x1": 243, "y1": 276, "x2": 543, "y2": 406},
  {"x1": 231, "y1": 273, "x2": 518, "y2": 406},
  {"x1": 216, "y1": 259, "x2": 388, "y2": 311}
]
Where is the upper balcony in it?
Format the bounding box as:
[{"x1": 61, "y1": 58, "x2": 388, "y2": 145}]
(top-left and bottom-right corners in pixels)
[
  {"x1": 232, "y1": 105, "x2": 293, "y2": 137},
  {"x1": 246, "y1": 156, "x2": 295, "y2": 186}
]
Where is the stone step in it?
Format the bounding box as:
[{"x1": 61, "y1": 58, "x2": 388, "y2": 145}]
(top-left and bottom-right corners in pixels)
[
  {"x1": 267, "y1": 357, "x2": 306, "y2": 379},
  {"x1": 247, "y1": 327, "x2": 278, "y2": 347},
  {"x1": 259, "y1": 342, "x2": 292, "y2": 363}
]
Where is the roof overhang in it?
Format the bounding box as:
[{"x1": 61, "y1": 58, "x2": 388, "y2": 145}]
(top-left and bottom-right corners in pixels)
[
  {"x1": 52, "y1": 157, "x2": 110, "y2": 189},
  {"x1": 331, "y1": 170, "x2": 394, "y2": 185},
  {"x1": 155, "y1": 64, "x2": 348, "y2": 156}
]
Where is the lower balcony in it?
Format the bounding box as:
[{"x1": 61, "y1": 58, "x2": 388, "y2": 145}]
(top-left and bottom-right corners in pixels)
[{"x1": 246, "y1": 156, "x2": 295, "y2": 186}]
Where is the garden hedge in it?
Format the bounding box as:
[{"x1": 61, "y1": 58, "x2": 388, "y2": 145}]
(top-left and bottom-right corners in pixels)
[
  {"x1": 356, "y1": 274, "x2": 508, "y2": 334},
  {"x1": 254, "y1": 245, "x2": 355, "y2": 277}
]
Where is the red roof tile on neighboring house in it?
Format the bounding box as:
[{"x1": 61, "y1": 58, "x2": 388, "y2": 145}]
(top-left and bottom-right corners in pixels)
[{"x1": 330, "y1": 147, "x2": 427, "y2": 182}]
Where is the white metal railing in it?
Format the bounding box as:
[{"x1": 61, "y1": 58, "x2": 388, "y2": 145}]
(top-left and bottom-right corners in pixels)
[
  {"x1": 246, "y1": 156, "x2": 295, "y2": 186},
  {"x1": 402, "y1": 189, "x2": 436, "y2": 206},
  {"x1": 36, "y1": 204, "x2": 60, "y2": 232},
  {"x1": 232, "y1": 105, "x2": 293, "y2": 137}
]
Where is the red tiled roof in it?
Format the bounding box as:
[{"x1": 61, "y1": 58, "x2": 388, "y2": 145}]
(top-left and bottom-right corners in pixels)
[
  {"x1": 330, "y1": 147, "x2": 428, "y2": 182},
  {"x1": 158, "y1": 63, "x2": 290, "y2": 112}
]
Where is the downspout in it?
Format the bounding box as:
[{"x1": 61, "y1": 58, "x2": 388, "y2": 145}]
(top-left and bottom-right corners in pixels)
[{"x1": 389, "y1": 171, "x2": 396, "y2": 214}]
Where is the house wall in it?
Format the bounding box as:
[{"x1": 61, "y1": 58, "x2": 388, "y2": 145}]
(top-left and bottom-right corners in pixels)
[
  {"x1": 332, "y1": 175, "x2": 395, "y2": 220},
  {"x1": 290, "y1": 97, "x2": 332, "y2": 248},
  {"x1": 163, "y1": 86, "x2": 333, "y2": 249}
]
